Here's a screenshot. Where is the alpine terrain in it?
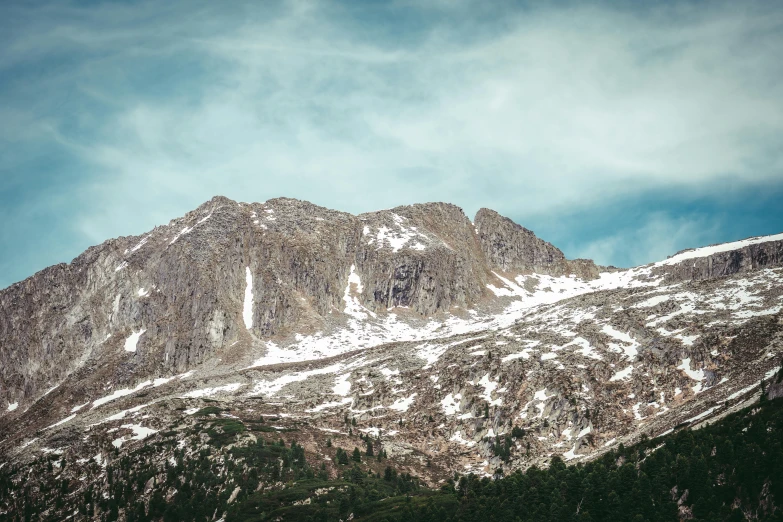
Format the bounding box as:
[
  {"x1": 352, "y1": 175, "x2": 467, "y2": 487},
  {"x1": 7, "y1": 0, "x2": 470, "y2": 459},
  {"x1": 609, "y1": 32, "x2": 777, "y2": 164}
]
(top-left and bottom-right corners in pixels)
[{"x1": 1, "y1": 196, "x2": 783, "y2": 521}]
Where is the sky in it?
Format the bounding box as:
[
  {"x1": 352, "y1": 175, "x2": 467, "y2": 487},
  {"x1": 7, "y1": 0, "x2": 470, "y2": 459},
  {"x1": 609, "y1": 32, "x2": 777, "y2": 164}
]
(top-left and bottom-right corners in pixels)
[{"x1": 1, "y1": 0, "x2": 782, "y2": 288}]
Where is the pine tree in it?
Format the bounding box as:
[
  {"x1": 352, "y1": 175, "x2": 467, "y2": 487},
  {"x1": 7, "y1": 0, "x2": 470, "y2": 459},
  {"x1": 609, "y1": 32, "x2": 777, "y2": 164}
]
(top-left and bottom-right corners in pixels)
[{"x1": 336, "y1": 448, "x2": 350, "y2": 466}]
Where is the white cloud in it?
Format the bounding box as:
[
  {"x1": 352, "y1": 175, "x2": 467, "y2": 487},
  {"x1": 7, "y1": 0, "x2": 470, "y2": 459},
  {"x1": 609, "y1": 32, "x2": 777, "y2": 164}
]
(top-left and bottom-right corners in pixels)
[
  {"x1": 1, "y1": 0, "x2": 782, "y2": 280},
  {"x1": 76, "y1": 3, "x2": 783, "y2": 209}
]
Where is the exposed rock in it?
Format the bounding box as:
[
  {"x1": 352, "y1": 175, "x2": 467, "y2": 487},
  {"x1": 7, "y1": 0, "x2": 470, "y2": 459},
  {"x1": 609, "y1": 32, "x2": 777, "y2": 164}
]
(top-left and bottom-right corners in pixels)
[
  {"x1": 654, "y1": 238, "x2": 783, "y2": 282},
  {"x1": 474, "y1": 207, "x2": 599, "y2": 278}
]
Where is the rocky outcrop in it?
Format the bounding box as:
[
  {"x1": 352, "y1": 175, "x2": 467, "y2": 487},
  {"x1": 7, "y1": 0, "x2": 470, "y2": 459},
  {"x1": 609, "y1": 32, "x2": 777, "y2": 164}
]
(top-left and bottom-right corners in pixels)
[
  {"x1": 654, "y1": 239, "x2": 783, "y2": 282},
  {"x1": 474, "y1": 208, "x2": 599, "y2": 279},
  {"x1": 767, "y1": 367, "x2": 783, "y2": 400},
  {"x1": 355, "y1": 203, "x2": 490, "y2": 315},
  {"x1": 0, "y1": 236, "x2": 119, "y2": 409}
]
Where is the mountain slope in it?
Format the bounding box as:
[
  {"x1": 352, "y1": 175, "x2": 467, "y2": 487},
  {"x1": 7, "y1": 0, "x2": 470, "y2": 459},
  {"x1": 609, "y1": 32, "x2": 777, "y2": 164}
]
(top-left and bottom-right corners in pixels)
[{"x1": 1, "y1": 196, "x2": 782, "y2": 521}]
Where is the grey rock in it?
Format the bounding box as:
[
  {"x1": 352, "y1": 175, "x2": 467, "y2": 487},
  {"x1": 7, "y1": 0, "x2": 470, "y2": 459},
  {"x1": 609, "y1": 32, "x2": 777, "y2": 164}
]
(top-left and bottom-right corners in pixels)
[
  {"x1": 654, "y1": 239, "x2": 783, "y2": 282},
  {"x1": 474, "y1": 208, "x2": 599, "y2": 279}
]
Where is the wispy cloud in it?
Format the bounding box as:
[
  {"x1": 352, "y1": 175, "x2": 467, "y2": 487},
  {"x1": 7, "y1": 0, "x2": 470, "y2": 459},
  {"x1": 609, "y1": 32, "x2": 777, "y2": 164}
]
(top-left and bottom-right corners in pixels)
[
  {"x1": 1, "y1": 0, "x2": 782, "y2": 285},
  {"x1": 575, "y1": 212, "x2": 720, "y2": 268}
]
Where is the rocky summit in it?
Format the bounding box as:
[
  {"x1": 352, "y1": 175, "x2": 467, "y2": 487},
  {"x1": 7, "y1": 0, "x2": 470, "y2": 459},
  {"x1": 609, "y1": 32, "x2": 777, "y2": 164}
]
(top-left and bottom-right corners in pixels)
[{"x1": 1, "y1": 196, "x2": 783, "y2": 520}]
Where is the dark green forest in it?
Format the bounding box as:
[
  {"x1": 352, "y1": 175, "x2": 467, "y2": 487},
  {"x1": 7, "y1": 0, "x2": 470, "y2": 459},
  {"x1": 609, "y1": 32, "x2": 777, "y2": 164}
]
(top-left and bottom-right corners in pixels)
[{"x1": 2, "y1": 394, "x2": 783, "y2": 521}]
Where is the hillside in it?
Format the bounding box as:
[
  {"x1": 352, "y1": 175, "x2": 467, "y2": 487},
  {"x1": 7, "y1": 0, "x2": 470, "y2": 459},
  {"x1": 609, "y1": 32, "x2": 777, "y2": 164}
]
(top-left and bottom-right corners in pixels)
[{"x1": 1, "y1": 196, "x2": 782, "y2": 521}]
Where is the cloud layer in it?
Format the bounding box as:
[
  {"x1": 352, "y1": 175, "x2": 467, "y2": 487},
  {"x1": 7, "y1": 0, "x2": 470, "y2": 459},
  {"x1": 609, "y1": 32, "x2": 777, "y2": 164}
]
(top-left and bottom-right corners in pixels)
[{"x1": 1, "y1": 0, "x2": 782, "y2": 286}]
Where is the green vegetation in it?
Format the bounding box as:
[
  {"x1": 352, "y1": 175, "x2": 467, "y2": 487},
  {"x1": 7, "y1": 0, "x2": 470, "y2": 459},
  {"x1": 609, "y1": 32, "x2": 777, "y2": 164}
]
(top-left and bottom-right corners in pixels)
[
  {"x1": 1, "y1": 397, "x2": 783, "y2": 521},
  {"x1": 194, "y1": 406, "x2": 223, "y2": 416},
  {"x1": 227, "y1": 397, "x2": 783, "y2": 521}
]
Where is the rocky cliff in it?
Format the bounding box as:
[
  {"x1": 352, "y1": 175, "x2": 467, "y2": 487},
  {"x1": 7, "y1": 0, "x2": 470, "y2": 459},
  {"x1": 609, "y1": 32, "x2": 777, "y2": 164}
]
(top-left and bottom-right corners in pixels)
[{"x1": 474, "y1": 208, "x2": 600, "y2": 279}]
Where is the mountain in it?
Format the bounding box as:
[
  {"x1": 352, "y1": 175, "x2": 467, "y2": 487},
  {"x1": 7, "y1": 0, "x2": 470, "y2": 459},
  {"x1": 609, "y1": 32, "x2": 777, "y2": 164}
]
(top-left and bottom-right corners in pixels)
[
  {"x1": 1, "y1": 196, "x2": 782, "y2": 520},
  {"x1": 0, "y1": 196, "x2": 602, "y2": 408}
]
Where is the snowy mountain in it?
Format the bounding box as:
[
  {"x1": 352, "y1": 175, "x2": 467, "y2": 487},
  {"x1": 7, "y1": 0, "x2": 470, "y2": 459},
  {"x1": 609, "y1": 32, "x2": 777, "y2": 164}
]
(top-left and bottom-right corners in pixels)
[{"x1": 1, "y1": 196, "x2": 782, "y2": 518}]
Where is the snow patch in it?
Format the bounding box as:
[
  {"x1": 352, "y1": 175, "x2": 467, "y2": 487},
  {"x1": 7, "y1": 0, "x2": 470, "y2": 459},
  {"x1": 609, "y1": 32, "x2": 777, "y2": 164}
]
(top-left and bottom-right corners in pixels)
[
  {"x1": 683, "y1": 407, "x2": 718, "y2": 425},
  {"x1": 563, "y1": 444, "x2": 582, "y2": 460},
  {"x1": 250, "y1": 363, "x2": 357, "y2": 397},
  {"x1": 45, "y1": 414, "x2": 76, "y2": 430},
  {"x1": 123, "y1": 329, "x2": 146, "y2": 353},
  {"x1": 441, "y1": 393, "x2": 462, "y2": 415},
  {"x1": 474, "y1": 374, "x2": 502, "y2": 407},
  {"x1": 389, "y1": 393, "x2": 417, "y2": 412},
  {"x1": 724, "y1": 383, "x2": 760, "y2": 401},
  {"x1": 307, "y1": 398, "x2": 353, "y2": 412},
  {"x1": 674, "y1": 333, "x2": 700, "y2": 346},
  {"x1": 610, "y1": 366, "x2": 634, "y2": 382},
  {"x1": 343, "y1": 265, "x2": 374, "y2": 320},
  {"x1": 70, "y1": 402, "x2": 89, "y2": 413},
  {"x1": 103, "y1": 403, "x2": 149, "y2": 422},
  {"x1": 636, "y1": 294, "x2": 670, "y2": 308},
  {"x1": 333, "y1": 374, "x2": 352, "y2": 396},
  {"x1": 372, "y1": 216, "x2": 430, "y2": 252},
  {"x1": 569, "y1": 337, "x2": 602, "y2": 360},
  {"x1": 181, "y1": 383, "x2": 245, "y2": 399},
  {"x1": 243, "y1": 267, "x2": 253, "y2": 329},
  {"x1": 92, "y1": 380, "x2": 153, "y2": 409},
  {"x1": 677, "y1": 358, "x2": 704, "y2": 381},
  {"x1": 112, "y1": 424, "x2": 158, "y2": 448},
  {"x1": 130, "y1": 235, "x2": 150, "y2": 252},
  {"x1": 601, "y1": 325, "x2": 639, "y2": 359},
  {"x1": 449, "y1": 430, "x2": 476, "y2": 447},
  {"x1": 169, "y1": 226, "x2": 193, "y2": 245},
  {"x1": 632, "y1": 403, "x2": 644, "y2": 420},
  {"x1": 502, "y1": 350, "x2": 532, "y2": 362}
]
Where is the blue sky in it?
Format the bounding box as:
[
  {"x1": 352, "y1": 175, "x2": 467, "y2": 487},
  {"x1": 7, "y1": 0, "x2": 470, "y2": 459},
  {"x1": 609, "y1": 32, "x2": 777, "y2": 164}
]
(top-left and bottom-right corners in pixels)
[{"x1": 1, "y1": 0, "x2": 782, "y2": 288}]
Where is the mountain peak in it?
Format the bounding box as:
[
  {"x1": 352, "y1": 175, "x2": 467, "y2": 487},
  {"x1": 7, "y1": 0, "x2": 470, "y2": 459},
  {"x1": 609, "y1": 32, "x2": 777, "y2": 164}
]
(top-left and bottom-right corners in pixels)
[{"x1": 474, "y1": 207, "x2": 598, "y2": 278}]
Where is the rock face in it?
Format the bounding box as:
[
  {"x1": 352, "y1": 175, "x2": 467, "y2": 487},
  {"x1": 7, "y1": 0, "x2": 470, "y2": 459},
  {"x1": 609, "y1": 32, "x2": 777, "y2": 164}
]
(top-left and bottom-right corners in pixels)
[
  {"x1": 474, "y1": 208, "x2": 599, "y2": 279},
  {"x1": 1, "y1": 197, "x2": 605, "y2": 407},
  {"x1": 653, "y1": 238, "x2": 783, "y2": 282},
  {"x1": 767, "y1": 369, "x2": 783, "y2": 400},
  {"x1": 357, "y1": 202, "x2": 490, "y2": 315},
  {"x1": 1, "y1": 195, "x2": 783, "y2": 495},
  {"x1": 0, "y1": 196, "x2": 358, "y2": 405}
]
